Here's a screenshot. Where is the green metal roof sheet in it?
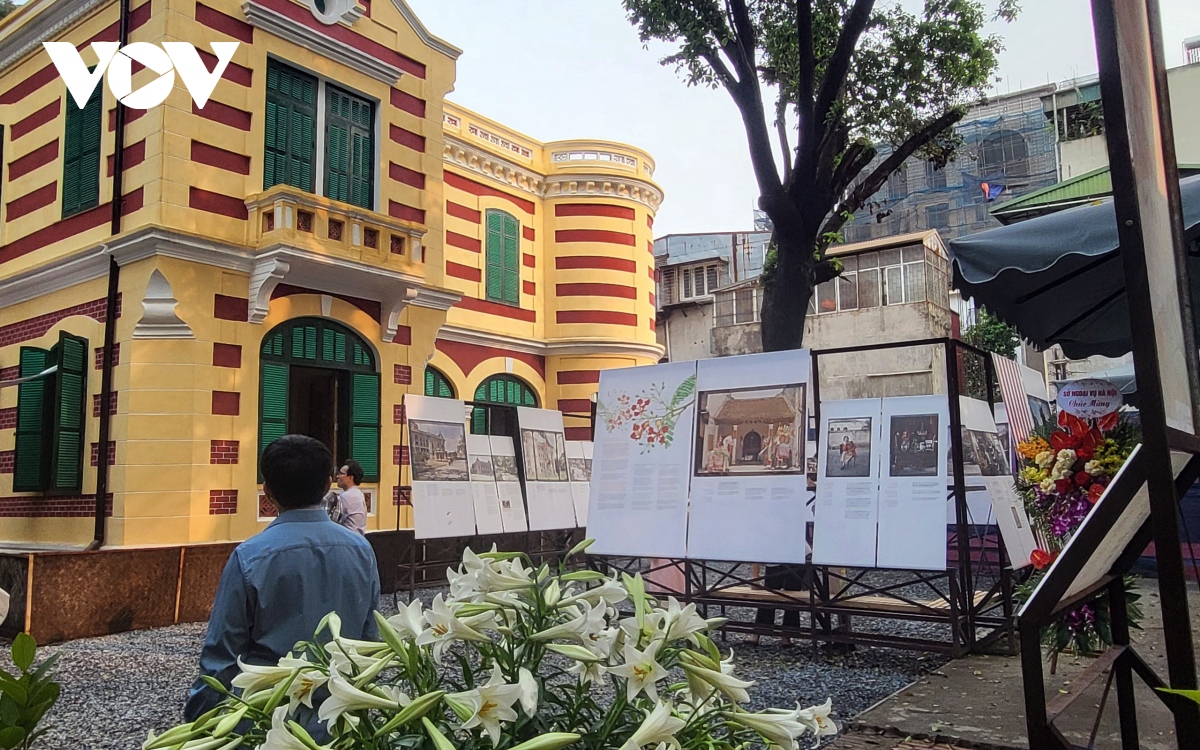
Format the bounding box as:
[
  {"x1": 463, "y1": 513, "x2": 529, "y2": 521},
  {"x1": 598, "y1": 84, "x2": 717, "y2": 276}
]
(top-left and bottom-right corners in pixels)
[{"x1": 991, "y1": 163, "x2": 1200, "y2": 218}]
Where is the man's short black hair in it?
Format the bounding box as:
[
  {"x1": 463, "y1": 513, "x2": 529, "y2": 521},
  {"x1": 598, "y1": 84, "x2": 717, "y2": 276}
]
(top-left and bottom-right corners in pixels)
[
  {"x1": 341, "y1": 458, "x2": 364, "y2": 485},
  {"x1": 262, "y1": 435, "x2": 334, "y2": 510}
]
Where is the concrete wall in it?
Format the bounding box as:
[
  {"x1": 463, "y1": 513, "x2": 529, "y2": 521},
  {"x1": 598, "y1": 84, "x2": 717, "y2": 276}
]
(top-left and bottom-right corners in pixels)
[
  {"x1": 1061, "y1": 136, "x2": 1111, "y2": 179},
  {"x1": 662, "y1": 303, "x2": 716, "y2": 362},
  {"x1": 1170, "y1": 64, "x2": 1200, "y2": 165}
]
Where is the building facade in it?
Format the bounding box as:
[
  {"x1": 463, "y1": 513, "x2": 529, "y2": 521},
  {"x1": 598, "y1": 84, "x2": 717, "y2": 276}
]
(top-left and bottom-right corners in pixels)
[{"x1": 0, "y1": 0, "x2": 662, "y2": 547}]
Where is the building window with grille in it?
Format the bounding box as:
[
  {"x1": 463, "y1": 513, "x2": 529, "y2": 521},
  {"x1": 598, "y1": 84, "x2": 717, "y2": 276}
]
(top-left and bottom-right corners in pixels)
[
  {"x1": 258, "y1": 318, "x2": 381, "y2": 482},
  {"x1": 925, "y1": 203, "x2": 950, "y2": 230},
  {"x1": 925, "y1": 160, "x2": 947, "y2": 190},
  {"x1": 485, "y1": 209, "x2": 520, "y2": 305},
  {"x1": 264, "y1": 59, "x2": 377, "y2": 210},
  {"x1": 887, "y1": 165, "x2": 908, "y2": 201},
  {"x1": 979, "y1": 130, "x2": 1029, "y2": 177},
  {"x1": 424, "y1": 367, "x2": 455, "y2": 398},
  {"x1": 471, "y1": 374, "x2": 538, "y2": 434},
  {"x1": 678, "y1": 263, "x2": 722, "y2": 300},
  {"x1": 811, "y1": 244, "x2": 948, "y2": 314},
  {"x1": 62, "y1": 79, "x2": 102, "y2": 218}
]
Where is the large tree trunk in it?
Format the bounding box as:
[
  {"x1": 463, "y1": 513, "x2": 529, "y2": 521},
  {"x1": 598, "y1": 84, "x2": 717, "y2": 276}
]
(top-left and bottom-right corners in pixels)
[{"x1": 759, "y1": 229, "x2": 817, "y2": 353}]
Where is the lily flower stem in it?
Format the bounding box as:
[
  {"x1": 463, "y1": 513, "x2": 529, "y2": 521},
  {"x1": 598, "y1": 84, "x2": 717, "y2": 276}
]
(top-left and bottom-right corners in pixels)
[{"x1": 591, "y1": 680, "x2": 631, "y2": 750}]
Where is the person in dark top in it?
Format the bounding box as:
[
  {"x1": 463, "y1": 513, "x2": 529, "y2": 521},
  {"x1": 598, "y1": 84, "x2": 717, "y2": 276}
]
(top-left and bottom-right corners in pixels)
[{"x1": 185, "y1": 435, "x2": 381, "y2": 720}]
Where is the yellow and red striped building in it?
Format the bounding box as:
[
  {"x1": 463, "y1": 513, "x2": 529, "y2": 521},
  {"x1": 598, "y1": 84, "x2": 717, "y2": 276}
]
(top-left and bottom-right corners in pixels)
[{"x1": 0, "y1": 0, "x2": 662, "y2": 546}]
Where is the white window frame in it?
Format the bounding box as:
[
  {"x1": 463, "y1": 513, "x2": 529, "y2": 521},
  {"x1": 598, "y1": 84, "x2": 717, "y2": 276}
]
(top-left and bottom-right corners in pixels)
[{"x1": 679, "y1": 263, "x2": 721, "y2": 301}]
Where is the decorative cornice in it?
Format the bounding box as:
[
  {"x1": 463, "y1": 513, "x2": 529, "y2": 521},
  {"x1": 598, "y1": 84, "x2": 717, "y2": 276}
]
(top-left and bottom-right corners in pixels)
[
  {"x1": 0, "y1": 0, "x2": 105, "y2": 74},
  {"x1": 108, "y1": 227, "x2": 256, "y2": 272},
  {"x1": 133, "y1": 269, "x2": 194, "y2": 339},
  {"x1": 443, "y1": 136, "x2": 544, "y2": 198},
  {"x1": 437, "y1": 325, "x2": 664, "y2": 360},
  {"x1": 0, "y1": 247, "x2": 108, "y2": 308},
  {"x1": 437, "y1": 325, "x2": 545, "y2": 356},
  {"x1": 543, "y1": 176, "x2": 663, "y2": 212},
  {"x1": 248, "y1": 257, "x2": 290, "y2": 324},
  {"x1": 411, "y1": 288, "x2": 461, "y2": 311},
  {"x1": 392, "y1": 0, "x2": 462, "y2": 60},
  {"x1": 242, "y1": 0, "x2": 404, "y2": 85}
]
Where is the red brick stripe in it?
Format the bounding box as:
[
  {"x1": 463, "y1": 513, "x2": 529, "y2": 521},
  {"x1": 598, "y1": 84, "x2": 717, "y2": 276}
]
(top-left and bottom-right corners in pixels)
[
  {"x1": 393, "y1": 364, "x2": 412, "y2": 385},
  {"x1": 393, "y1": 325, "x2": 412, "y2": 345},
  {"x1": 0, "y1": 297, "x2": 117, "y2": 348},
  {"x1": 193, "y1": 100, "x2": 252, "y2": 131},
  {"x1": 197, "y1": 48, "x2": 253, "y2": 87},
  {"x1": 390, "y1": 89, "x2": 426, "y2": 117},
  {"x1": 649, "y1": 317, "x2": 656, "y2": 331},
  {"x1": 649, "y1": 292, "x2": 656, "y2": 305},
  {"x1": 106, "y1": 139, "x2": 146, "y2": 176},
  {"x1": 93, "y1": 342, "x2": 120, "y2": 369},
  {"x1": 212, "y1": 391, "x2": 240, "y2": 416},
  {"x1": 565, "y1": 426, "x2": 593, "y2": 441},
  {"x1": 0, "y1": 494, "x2": 112, "y2": 518},
  {"x1": 90, "y1": 442, "x2": 116, "y2": 467},
  {"x1": 523, "y1": 253, "x2": 536, "y2": 268},
  {"x1": 446, "y1": 261, "x2": 481, "y2": 282},
  {"x1": 191, "y1": 140, "x2": 251, "y2": 175},
  {"x1": 555, "y1": 229, "x2": 636, "y2": 246},
  {"x1": 195, "y1": 2, "x2": 254, "y2": 43},
  {"x1": 389, "y1": 124, "x2": 425, "y2": 152},
  {"x1": 191, "y1": 187, "x2": 248, "y2": 219},
  {"x1": 435, "y1": 338, "x2": 546, "y2": 379},
  {"x1": 523, "y1": 226, "x2": 535, "y2": 241},
  {"x1": 212, "y1": 343, "x2": 242, "y2": 367},
  {"x1": 209, "y1": 489, "x2": 238, "y2": 515},
  {"x1": 557, "y1": 398, "x2": 593, "y2": 413},
  {"x1": 647, "y1": 266, "x2": 655, "y2": 279},
  {"x1": 0, "y1": 451, "x2": 12, "y2": 474},
  {"x1": 555, "y1": 255, "x2": 636, "y2": 273},
  {"x1": 7, "y1": 140, "x2": 58, "y2": 180},
  {"x1": 0, "y1": 190, "x2": 140, "y2": 264},
  {"x1": 557, "y1": 283, "x2": 637, "y2": 299},
  {"x1": 647, "y1": 214, "x2": 654, "y2": 227},
  {"x1": 446, "y1": 201, "x2": 481, "y2": 223},
  {"x1": 93, "y1": 392, "x2": 118, "y2": 417},
  {"x1": 0, "y1": 366, "x2": 18, "y2": 381},
  {"x1": 456, "y1": 296, "x2": 536, "y2": 322},
  {"x1": 389, "y1": 162, "x2": 425, "y2": 189},
  {"x1": 647, "y1": 240, "x2": 655, "y2": 255},
  {"x1": 388, "y1": 201, "x2": 425, "y2": 224},
  {"x1": 107, "y1": 106, "x2": 147, "y2": 132},
  {"x1": 5, "y1": 183, "x2": 56, "y2": 221},
  {"x1": 214, "y1": 295, "x2": 249, "y2": 321},
  {"x1": 210, "y1": 440, "x2": 240, "y2": 465},
  {"x1": 254, "y1": 0, "x2": 424, "y2": 77},
  {"x1": 10, "y1": 100, "x2": 59, "y2": 140},
  {"x1": 0, "y1": 408, "x2": 15, "y2": 430},
  {"x1": 554, "y1": 203, "x2": 636, "y2": 220},
  {"x1": 523, "y1": 280, "x2": 535, "y2": 295},
  {"x1": 444, "y1": 172, "x2": 535, "y2": 215},
  {"x1": 557, "y1": 370, "x2": 600, "y2": 385},
  {"x1": 446, "y1": 231, "x2": 481, "y2": 253},
  {"x1": 556, "y1": 310, "x2": 637, "y2": 326}
]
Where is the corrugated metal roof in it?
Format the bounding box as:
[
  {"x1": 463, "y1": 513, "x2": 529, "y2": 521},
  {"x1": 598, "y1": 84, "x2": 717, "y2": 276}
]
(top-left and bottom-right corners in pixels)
[{"x1": 991, "y1": 164, "x2": 1200, "y2": 222}]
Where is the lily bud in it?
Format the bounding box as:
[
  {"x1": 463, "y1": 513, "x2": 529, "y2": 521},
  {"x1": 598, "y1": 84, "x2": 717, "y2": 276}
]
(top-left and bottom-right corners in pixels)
[
  {"x1": 422, "y1": 717, "x2": 459, "y2": 750},
  {"x1": 509, "y1": 733, "x2": 582, "y2": 750},
  {"x1": 443, "y1": 693, "x2": 476, "y2": 722},
  {"x1": 286, "y1": 720, "x2": 330, "y2": 750},
  {"x1": 544, "y1": 580, "x2": 562, "y2": 607},
  {"x1": 211, "y1": 707, "x2": 248, "y2": 738},
  {"x1": 546, "y1": 644, "x2": 601, "y2": 662},
  {"x1": 567, "y1": 538, "x2": 595, "y2": 557},
  {"x1": 374, "y1": 690, "x2": 446, "y2": 737},
  {"x1": 560, "y1": 570, "x2": 606, "y2": 582}
]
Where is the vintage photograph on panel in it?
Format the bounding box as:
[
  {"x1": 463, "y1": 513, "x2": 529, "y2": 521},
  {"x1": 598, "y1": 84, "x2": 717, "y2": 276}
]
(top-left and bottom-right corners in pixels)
[
  {"x1": 469, "y1": 454, "x2": 495, "y2": 481},
  {"x1": 521, "y1": 431, "x2": 538, "y2": 480},
  {"x1": 964, "y1": 430, "x2": 1010, "y2": 477},
  {"x1": 694, "y1": 385, "x2": 806, "y2": 476},
  {"x1": 492, "y1": 454, "x2": 520, "y2": 482},
  {"x1": 888, "y1": 414, "x2": 940, "y2": 477},
  {"x1": 409, "y1": 420, "x2": 469, "y2": 481},
  {"x1": 1028, "y1": 396, "x2": 1054, "y2": 429},
  {"x1": 996, "y1": 422, "x2": 1011, "y2": 458},
  {"x1": 825, "y1": 417, "x2": 872, "y2": 478},
  {"x1": 554, "y1": 433, "x2": 570, "y2": 481},
  {"x1": 568, "y1": 457, "x2": 592, "y2": 482},
  {"x1": 527, "y1": 429, "x2": 568, "y2": 482}
]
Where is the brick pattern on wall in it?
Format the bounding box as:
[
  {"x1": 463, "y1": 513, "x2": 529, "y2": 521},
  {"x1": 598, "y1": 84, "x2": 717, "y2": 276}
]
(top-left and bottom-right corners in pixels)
[
  {"x1": 394, "y1": 364, "x2": 412, "y2": 385},
  {"x1": 0, "y1": 296, "x2": 120, "y2": 348},
  {"x1": 0, "y1": 451, "x2": 12, "y2": 474},
  {"x1": 210, "y1": 440, "x2": 239, "y2": 464},
  {"x1": 0, "y1": 366, "x2": 17, "y2": 382},
  {"x1": 89, "y1": 442, "x2": 116, "y2": 467},
  {"x1": 393, "y1": 404, "x2": 405, "y2": 424},
  {"x1": 209, "y1": 489, "x2": 238, "y2": 515},
  {"x1": 94, "y1": 343, "x2": 120, "y2": 369},
  {"x1": 92, "y1": 392, "x2": 118, "y2": 417},
  {"x1": 0, "y1": 494, "x2": 112, "y2": 518},
  {"x1": 0, "y1": 408, "x2": 14, "y2": 430},
  {"x1": 393, "y1": 486, "x2": 411, "y2": 506},
  {"x1": 392, "y1": 445, "x2": 409, "y2": 465}
]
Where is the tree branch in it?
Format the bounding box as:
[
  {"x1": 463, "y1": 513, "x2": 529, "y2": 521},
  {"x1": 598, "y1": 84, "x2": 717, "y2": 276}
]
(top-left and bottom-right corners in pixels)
[
  {"x1": 830, "y1": 141, "x2": 873, "y2": 198},
  {"x1": 699, "y1": 46, "x2": 738, "y2": 90},
  {"x1": 813, "y1": 0, "x2": 875, "y2": 130},
  {"x1": 727, "y1": 0, "x2": 758, "y2": 75},
  {"x1": 792, "y1": 0, "x2": 816, "y2": 179},
  {"x1": 776, "y1": 97, "x2": 792, "y2": 180},
  {"x1": 816, "y1": 108, "x2": 964, "y2": 248}
]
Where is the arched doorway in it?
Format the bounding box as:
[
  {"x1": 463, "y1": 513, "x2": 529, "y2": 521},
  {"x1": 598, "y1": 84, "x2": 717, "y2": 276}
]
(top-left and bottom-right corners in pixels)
[
  {"x1": 259, "y1": 318, "x2": 380, "y2": 481},
  {"x1": 740, "y1": 430, "x2": 761, "y2": 463},
  {"x1": 471, "y1": 374, "x2": 538, "y2": 434}
]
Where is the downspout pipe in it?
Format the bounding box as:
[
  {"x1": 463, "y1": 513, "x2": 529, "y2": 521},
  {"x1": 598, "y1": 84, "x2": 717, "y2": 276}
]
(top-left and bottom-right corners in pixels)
[{"x1": 88, "y1": 0, "x2": 130, "y2": 551}]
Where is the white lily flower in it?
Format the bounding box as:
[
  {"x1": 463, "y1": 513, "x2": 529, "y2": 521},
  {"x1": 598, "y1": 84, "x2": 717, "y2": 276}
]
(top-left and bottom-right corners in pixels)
[
  {"x1": 262, "y1": 706, "x2": 331, "y2": 750},
  {"x1": 797, "y1": 698, "x2": 837, "y2": 737},
  {"x1": 230, "y1": 655, "x2": 302, "y2": 694},
  {"x1": 387, "y1": 599, "x2": 426, "y2": 640},
  {"x1": 287, "y1": 668, "x2": 329, "y2": 712},
  {"x1": 652, "y1": 597, "x2": 708, "y2": 643},
  {"x1": 726, "y1": 706, "x2": 809, "y2": 750},
  {"x1": 317, "y1": 672, "x2": 406, "y2": 729},
  {"x1": 585, "y1": 626, "x2": 620, "y2": 659},
  {"x1": 568, "y1": 659, "x2": 607, "y2": 686},
  {"x1": 620, "y1": 701, "x2": 685, "y2": 750},
  {"x1": 533, "y1": 601, "x2": 606, "y2": 643},
  {"x1": 680, "y1": 656, "x2": 754, "y2": 703},
  {"x1": 565, "y1": 578, "x2": 629, "y2": 608},
  {"x1": 609, "y1": 640, "x2": 668, "y2": 702},
  {"x1": 518, "y1": 667, "x2": 539, "y2": 717},
  {"x1": 447, "y1": 666, "x2": 523, "y2": 747},
  {"x1": 483, "y1": 557, "x2": 536, "y2": 592},
  {"x1": 417, "y1": 594, "x2": 493, "y2": 662},
  {"x1": 619, "y1": 615, "x2": 660, "y2": 647},
  {"x1": 329, "y1": 649, "x2": 385, "y2": 677}
]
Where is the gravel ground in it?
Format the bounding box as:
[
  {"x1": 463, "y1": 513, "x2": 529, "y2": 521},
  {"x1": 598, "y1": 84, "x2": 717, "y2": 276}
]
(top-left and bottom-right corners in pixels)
[{"x1": 6, "y1": 585, "x2": 949, "y2": 750}]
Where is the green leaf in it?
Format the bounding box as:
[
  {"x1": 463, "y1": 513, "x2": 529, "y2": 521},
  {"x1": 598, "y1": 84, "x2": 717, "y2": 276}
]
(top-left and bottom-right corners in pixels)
[
  {"x1": 0, "y1": 697, "x2": 18, "y2": 727},
  {"x1": 10, "y1": 636, "x2": 34, "y2": 674},
  {"x1": 1160, "y1": 688, "x2": 1200, "y2": 705},
  {"x1": 670, "y1": 375, "x2": 696, "y2": 409},
  {"x1": 0, "y1": 726, "x2": 23, "y2": 749}
]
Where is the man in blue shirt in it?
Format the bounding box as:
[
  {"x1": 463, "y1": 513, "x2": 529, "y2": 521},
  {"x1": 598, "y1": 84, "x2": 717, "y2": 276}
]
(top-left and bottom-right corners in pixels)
[{"x1": 185, "y1": 434, "x2": 381, "y2": 720}]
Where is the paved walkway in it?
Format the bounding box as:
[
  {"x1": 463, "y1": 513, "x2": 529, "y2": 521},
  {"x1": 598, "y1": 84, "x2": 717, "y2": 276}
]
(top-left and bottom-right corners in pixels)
[{"x1": 836, "y1": 581, "x2": 1197, "y2": 750}]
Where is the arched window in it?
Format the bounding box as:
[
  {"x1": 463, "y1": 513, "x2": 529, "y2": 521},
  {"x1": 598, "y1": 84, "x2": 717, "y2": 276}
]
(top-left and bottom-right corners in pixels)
[
  {"x1": 259, "y1": 318, "x2": 380, "y2": 481},
  {"x1": 485, "y1": 209, "x2": 520, "y2": 305},
  {"x1": 424, "y1": 367, "x2": 455, "y2": 398},
  {"x1": 979, "y1": 130, "x2": 1028, "y2": 177},
  {"x1": 471, "y1": 374, "x2": 538, "y2": 434}
]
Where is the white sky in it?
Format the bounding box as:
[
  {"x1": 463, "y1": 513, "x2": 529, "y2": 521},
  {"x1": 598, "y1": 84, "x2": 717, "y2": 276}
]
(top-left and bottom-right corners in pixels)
[{"x1": 407, "y1": 0, "x2": 1200, "y2": 237}]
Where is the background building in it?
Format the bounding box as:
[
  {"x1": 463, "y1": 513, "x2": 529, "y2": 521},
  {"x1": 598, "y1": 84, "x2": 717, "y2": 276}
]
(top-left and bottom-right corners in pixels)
[{"x1": 0, "y1": 0, "x2": 662, "y2": 547}]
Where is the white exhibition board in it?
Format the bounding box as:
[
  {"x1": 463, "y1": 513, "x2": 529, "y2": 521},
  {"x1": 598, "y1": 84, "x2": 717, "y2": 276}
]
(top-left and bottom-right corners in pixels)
[
  {"x1": 812, "y1": 398, "x2": 881, "y2": 568},
  {"x1": 587, "y1": 361, "x2": 696, "y2": 558},
  {"x1": 566, "y1": 441, "x2": 593, "y2": 527},
  {"x1": 875, "y1": 395, "x2": 951, "y2": 571},
  {"x1": 490, "y1": 436, "x2": 528, "y2": 533},
  {"x1": 406, "y1": 394, "x2": 476, "y2": 539},
  {"x1": 466, "y1": 434, "x2": 504, "y2": 535},
  {"x1": 517, "y1": 407, "x2": 577, "y2": 531},
  {"x1": 688, "y1": 350, "x2": 812, "y2": 563}
]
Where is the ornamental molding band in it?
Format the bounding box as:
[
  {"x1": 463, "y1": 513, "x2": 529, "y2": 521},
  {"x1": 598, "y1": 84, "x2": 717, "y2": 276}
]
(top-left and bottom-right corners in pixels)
[
  {"x1": 437, "y1": 325, "x2": 665, "y2": 360},
  {"x1": 443, "y1": 137, "x2": 544, "y2": 198},
  {"x1": 543, "y1": 176, "x2": 663, "y2": 212},
  {"x1": 410, "y1": 288, "x2": 461, "y2": 311},
  {"x1": 391, "y1": 0, "x2": 462, "y2": 59},
  {"x1": 0, "y1": 247, "x2": 109, "y2": 308},
  {"x1": 467, "y1": 124, "x2": 533, "y2": 161},
  {"x1": 0, "y1": 0, "x2": 105, "y2": 73},
  {"x1": 133, "y1": 269, "x2": 194, "y2": 339},
  {"x1": 241, "y1": 0, "x2": 404, "y2": 84}
]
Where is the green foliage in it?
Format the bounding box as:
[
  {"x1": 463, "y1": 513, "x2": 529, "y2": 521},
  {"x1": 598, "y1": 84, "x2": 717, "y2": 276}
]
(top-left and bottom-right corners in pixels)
[
  {"x1": 0, "y1": 634, "x2": 61, "y2": 750},
  {"x1": 0, "y1": 1, "x2": 15, "y2": 21},
  {"x1": 961, "y1": 307, "x2": 1019, "y2": 399}
]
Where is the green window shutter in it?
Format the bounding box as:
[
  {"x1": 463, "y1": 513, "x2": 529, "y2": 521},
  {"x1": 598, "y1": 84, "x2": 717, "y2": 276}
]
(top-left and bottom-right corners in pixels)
[
  {"x1": 264, "y1": 60, "x2": 316, "y2": 192},
  {"x1": 471, "y1": 375, "x2": 537, "y2": 434},
  {"x1": 424, "y1": 367, "x2": 453, "y2": 398},
  {"x1": 48, "y1": 333, "x2": 88, "y2": 493},
  {"x1": 485, "y1": 211, "x2": 507, "y2": 302},
  {"x1": 349, "y1": 372, "x2": 381, "y2": 482},
  {"x1": 13, "y1": 347, "x2": 51, "y2": 492},
  {"x1": 502, "y1": 214, "x2": 520, "y2": 304},
  {"x1": 62, "y1": 81, "x2": 101, "y2": 218},
  {"x1": 324, "y1": 87, "x2": 374, "y2": 209},
  {"x1": 258, "y1": 362, "x2": 290, "y2": 480}
]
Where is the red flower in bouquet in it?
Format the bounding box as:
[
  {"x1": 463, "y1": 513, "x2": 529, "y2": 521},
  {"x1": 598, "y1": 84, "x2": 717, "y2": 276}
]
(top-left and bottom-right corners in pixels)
[
  {"x1": 1098, "y1": 411, "x2": 1121, "y2": 432},
  {"x1": 1088, "y1": 482, "x2": 1106, "y2": 504},
  {"x1": 1055, "y1": 478, "x2": 1075, "y2": 495},
  {"x1": 1031, "y1": 549, "x2": 1059, "y2": 570},
  {"x1": 1074, "y1": 471, "x2": 1092, "y2": 487}
]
